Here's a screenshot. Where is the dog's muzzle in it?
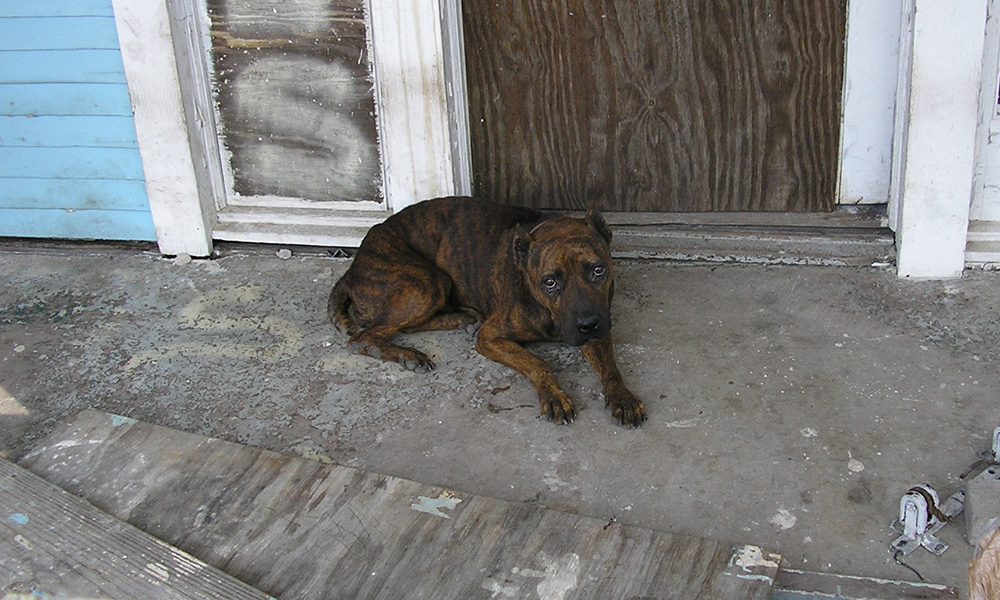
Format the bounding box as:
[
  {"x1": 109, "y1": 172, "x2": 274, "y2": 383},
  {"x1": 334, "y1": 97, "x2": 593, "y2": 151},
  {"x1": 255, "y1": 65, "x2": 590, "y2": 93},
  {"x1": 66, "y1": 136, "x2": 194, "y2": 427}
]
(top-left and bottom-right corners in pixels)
[{"x1": 562, "y1": 309, "x2": 610, "y2": 346}]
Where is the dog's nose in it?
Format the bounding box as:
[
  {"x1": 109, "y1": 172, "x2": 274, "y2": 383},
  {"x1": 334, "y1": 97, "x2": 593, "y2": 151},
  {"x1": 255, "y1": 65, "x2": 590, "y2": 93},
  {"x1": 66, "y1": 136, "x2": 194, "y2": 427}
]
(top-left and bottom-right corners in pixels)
[{"x1": 577, "y1": 316, "x2": 600, "y2": 335}]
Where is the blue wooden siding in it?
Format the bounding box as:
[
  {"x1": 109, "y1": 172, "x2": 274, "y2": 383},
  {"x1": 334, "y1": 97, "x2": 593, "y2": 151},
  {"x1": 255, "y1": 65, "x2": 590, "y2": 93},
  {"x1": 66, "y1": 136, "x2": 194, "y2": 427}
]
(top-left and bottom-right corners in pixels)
[{"x1": 0, "y1": 1, "x2": 156, "y2": 242}]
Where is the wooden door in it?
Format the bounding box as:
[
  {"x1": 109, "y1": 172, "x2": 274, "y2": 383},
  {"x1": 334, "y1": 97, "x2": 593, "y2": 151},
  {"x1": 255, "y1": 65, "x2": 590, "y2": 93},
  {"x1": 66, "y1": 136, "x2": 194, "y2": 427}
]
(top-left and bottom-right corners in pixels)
[{"x1": 462, "y1": 0, "x2": 847, "y2": 212}]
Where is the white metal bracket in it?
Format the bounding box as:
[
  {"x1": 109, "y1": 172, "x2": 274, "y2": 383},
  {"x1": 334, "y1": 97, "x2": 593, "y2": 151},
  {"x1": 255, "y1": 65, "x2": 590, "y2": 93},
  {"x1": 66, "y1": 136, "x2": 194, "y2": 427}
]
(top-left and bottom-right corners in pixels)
[{"x1": 890, "y1": 484, "x2": 965, "y2": 556}]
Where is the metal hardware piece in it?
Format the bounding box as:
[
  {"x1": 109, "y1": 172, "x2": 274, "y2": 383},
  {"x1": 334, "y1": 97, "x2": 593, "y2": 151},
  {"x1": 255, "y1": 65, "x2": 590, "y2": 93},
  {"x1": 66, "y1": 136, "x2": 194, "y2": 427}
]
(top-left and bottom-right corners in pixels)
[{"x1": 890, "y1": 484, "x2": 965, "y2": 556}]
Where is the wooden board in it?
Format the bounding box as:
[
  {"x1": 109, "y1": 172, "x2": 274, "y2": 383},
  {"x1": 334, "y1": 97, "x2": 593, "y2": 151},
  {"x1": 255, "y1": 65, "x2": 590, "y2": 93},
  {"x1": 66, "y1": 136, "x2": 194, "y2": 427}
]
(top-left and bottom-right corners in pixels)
[
  {"x1": 19, "y1": 411, "x2": 780, "y2": 600},
  {"x1": 462, "y1": 0, "x2": 846, "y2": 213},
  {"x1": 0, "y1": 458, "x2": 273, "y2": 599}
]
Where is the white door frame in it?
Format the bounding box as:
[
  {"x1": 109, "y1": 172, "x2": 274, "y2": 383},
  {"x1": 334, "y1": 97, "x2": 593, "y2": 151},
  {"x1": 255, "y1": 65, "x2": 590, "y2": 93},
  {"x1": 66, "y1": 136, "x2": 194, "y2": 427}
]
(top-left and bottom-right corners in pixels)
[
  {"x1": 111, "y1": 0, "x2": 215, "y2": 257},
  {"x1": 838, "y1": 0, "x2": 903, "y2": 207},
  {"x1": 113, "y1": 0, "x2": 471, "y2": 256}
]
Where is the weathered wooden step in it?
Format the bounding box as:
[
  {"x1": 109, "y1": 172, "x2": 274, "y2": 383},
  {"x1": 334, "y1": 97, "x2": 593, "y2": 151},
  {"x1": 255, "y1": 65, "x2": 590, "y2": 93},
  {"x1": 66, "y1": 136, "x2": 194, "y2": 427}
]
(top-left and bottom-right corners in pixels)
[
  {"x1": 0, "y1": 457, "x2": 272, "y2": 599},
  {"x1": 18, "y1": 410, "x2": 781, "y2": 600}
]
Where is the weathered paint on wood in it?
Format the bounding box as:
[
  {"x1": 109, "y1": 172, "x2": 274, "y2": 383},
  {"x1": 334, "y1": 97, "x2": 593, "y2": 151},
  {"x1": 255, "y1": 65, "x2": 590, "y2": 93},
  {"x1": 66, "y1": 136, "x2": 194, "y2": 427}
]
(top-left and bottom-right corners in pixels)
[
  {"x1": 206, "y1": 0, "x2": 381, "y2": 203},
  {"x1": 0, "y1": 0, "x2": 155, "y2": 241},
  {"x1": 0, "y1": 49, "x2": 127, "y2": 84},
  {"x1": 0, "y1": 16, "x2": 122, "y2": 51},
  {"x1": 0, "y1": 1, "x2": 115, "y2": 18},
  {"x1": 773, "y1": 568, "x2": 957, "y2": 599},
  {"x1": 2, "y1": 83, "x2": 134, "y2": 116},
  {"x1": 462, "y1": 0, "x2": 846, "y2": 212},
  {"x1": 0, "y1": 458, "x2": 274, "y2": 599},
  {"x1": 0, "y1": 209, "x2": 155, "y2": 240},
  {"x1": 1, "y1": 115, "x2": 139, "y2": 148},
  {"x1": 1, "y1": 179, "x2": 149, "y2": 211},
  {"x1": 21, "y1": 410, "x2": 781, "y2": 600},
  {"x1": 0, "y1": 147, "x2": 145, "y2": 180}
]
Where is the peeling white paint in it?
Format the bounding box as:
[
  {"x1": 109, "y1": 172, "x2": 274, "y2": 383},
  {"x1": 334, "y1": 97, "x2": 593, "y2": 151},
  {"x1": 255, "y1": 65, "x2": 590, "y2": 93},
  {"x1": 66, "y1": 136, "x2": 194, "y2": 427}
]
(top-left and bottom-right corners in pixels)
[
  {"x1": 481, "y1": 576, "x2": 519, "y2": 598},
  {"x1": 535, "y1": 552, "x2": 580, "y2": 600},
  {"x1": 728, "y1": 545, "x2": 780, "y2": 585},
  {"x1": 410, "y1": 492, "x2": 462, "y2": 519},
  {"x1": 733, "y1": 545, "x2": 780, "y2": 569},
  {"x1": 481, "y1": 552, "x2": 581, "y2": 600},
  {"x1": 769, "y1": 508, "x2": 797, "y2": 530}
]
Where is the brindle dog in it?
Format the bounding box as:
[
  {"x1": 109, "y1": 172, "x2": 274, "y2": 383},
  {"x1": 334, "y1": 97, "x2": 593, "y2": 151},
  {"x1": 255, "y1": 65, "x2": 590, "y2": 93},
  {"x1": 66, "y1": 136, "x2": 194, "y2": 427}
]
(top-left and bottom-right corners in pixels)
[{"x1": 328, "y1": 196, "x2": 646, "y2": 427}]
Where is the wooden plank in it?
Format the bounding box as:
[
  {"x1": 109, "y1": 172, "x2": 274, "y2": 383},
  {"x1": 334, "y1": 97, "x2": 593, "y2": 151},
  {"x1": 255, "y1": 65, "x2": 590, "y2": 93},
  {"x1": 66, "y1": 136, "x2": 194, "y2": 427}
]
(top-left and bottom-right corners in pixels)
[
  {"x1": 0, "y1": 147, "x2": 145, "y2": 180},
  {"x1": 0, "y1": 208, "x2": 156, "y2": 241},
  {"x1": 0, "y1": 458, "x2": 274, "y2": 599},
  {"x1": 0, "y1": 16, "x2": 122, "y2": 51},
  {"x1": 0, "y1": 0, "x2": 114, "y2": 18},
  {"x1": 462, "y1": 0, "x2": 845, "y2": 212},
  {"x1": 20, "y1": 410, "x2": 780, "y2": 600},
  {"x1": 0, "y1": 178, "x2": 149, "y2": 211},
  {"x1": 1, "y1": 82, "x2": 134, "y2": 117},
  {"x1": 0, "y1": 49, "x2": 127, "y2": 84},
  {"x1": 1, "y1": 115, "x2": 139, "y2": 148}
]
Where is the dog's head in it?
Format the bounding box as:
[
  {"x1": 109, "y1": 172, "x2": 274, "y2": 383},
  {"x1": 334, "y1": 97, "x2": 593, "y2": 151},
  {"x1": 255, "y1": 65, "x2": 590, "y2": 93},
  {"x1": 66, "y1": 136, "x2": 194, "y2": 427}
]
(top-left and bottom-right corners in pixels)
[{"x1": 513, "y1": 206, "x2": 615, "y2": 346}]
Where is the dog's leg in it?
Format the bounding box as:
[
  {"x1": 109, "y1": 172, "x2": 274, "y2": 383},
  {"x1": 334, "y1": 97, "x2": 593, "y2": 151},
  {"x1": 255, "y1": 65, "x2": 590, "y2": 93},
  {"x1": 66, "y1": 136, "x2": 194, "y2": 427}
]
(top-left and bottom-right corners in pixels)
[
  {"x1": 476, "y1": 324, "x2": 576, "y2": 424},
  {"x1": 344, "y1": 262, "x2": 453, "y2": 373},
  {"x1": 581, "y1": 334, "x2": 646, "y2": 427},
  {"x1": 404, "y1": 309, "x2": 481, "y2": 335},
  {"x1": 350, "y1": 324, "x2": 437, "y2": 373}
]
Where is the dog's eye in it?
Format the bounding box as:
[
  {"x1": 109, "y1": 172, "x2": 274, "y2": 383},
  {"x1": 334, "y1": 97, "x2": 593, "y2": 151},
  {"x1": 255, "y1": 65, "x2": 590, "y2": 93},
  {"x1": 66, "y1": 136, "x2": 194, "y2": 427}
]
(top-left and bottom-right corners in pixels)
[
  {"x1": 542, "y1": 277, "x2": 559, "y2": 293},
  {"x1": 593, "y1": 265, "x2": 607, "y2": 278}
]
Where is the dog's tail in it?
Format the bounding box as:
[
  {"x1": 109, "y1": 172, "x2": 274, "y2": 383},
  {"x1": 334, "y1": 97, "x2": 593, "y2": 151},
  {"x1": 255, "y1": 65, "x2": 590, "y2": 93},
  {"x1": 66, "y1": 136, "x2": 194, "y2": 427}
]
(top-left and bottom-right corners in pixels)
[{"x1": 327, "y1": 277, "x2": 359, "y2": 336}]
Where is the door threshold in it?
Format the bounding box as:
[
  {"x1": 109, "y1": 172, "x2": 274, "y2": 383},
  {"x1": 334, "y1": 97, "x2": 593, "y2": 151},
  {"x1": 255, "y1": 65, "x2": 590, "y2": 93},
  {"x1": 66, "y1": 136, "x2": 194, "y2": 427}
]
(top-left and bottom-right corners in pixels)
[{"x1": 605, "y1": 206, "x2": 894, "y2": 268}]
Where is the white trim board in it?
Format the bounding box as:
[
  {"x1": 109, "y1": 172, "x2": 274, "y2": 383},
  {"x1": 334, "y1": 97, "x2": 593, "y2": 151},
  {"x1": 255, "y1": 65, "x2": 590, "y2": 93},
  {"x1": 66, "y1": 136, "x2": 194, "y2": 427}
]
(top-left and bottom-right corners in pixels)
[
  {"x1": 968, "y1": 0, "x2": 1000, "y2": 266},
  {"x1": 367, "y1": 0, "x2": 472, "y2": 210},
  {"x1": 111, "y1": 0, "x2": 213, "y2": 256},
  {"x1": 838, "y1": 0, "x2": 904, "y2": 206},
  {"x1": 891, "y1": 0, "x2": 988, "y2": 278}
]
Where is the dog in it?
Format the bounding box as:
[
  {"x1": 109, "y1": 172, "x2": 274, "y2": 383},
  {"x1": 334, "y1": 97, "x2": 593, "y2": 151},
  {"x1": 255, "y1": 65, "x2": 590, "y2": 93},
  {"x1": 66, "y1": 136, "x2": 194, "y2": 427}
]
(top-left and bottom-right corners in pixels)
[{"x1": 328, "y1": 196, "x2": 646, "y2": 427}]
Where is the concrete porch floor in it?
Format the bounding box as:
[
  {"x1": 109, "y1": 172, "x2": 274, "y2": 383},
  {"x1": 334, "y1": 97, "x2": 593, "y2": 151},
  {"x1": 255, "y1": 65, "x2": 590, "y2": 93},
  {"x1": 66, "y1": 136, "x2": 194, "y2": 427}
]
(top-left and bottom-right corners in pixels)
[{"x1": 1, "y1": 243, "x2": 998, "y2": 595}]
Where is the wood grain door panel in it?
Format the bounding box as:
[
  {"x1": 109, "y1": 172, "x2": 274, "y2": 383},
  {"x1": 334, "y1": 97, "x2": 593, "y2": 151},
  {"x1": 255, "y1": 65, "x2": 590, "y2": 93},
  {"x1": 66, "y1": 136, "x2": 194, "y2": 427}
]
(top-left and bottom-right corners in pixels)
[{"x1": 463, "y1": 0, "x2": 846, "y2": 212}]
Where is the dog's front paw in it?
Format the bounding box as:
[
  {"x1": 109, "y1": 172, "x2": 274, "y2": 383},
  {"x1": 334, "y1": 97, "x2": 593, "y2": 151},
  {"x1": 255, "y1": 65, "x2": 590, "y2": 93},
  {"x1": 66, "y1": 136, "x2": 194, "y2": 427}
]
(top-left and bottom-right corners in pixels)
[
  {"x1": 606, "y1": 387, "x2": 646, "y2": 428},
  {"x1": 539, "y1": 389, "x2": 576, "y2": 425}
]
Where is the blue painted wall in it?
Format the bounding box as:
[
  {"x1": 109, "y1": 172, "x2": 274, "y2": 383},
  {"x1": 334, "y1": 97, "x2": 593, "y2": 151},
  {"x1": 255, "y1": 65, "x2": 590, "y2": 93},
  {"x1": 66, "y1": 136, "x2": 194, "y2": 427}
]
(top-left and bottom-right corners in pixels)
[{"x1": 0, "y1": 0, "x2": 156, "y2": 241}]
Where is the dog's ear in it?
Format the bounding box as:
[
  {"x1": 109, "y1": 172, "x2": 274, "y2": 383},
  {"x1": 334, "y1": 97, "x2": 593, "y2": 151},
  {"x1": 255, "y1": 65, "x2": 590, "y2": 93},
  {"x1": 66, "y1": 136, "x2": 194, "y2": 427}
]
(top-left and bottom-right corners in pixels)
[
  {"x1": 586, "y1": 203, "x2": 612, "y2": 243},
  {"x1": 512, "y1": 225, "x2": 533, "y2": 265}
]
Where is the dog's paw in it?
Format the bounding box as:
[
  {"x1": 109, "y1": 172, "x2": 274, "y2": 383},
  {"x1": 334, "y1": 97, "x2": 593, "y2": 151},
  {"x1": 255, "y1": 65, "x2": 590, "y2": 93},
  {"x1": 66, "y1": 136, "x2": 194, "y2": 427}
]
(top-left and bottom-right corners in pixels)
[
  {"x1": 606, "y1": 388, "x2": 646, "y2": 428},
  {"x1": 396, "y1": 348, "x2": 435, "y2": 373},
  {"x1": 348, "y1": 337, "x2": 435, "y2": 373},
  {"x1": 539, "y1": 390, "x2": 576, "y2": 425}
]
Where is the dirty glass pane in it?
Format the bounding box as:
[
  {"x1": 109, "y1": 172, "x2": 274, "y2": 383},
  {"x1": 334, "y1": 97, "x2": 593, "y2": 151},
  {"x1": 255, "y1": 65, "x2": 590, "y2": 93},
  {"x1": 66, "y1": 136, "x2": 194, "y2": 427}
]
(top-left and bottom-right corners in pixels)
[{"x1": 206, "y1": 0, "x2": 381, "y2": 202}]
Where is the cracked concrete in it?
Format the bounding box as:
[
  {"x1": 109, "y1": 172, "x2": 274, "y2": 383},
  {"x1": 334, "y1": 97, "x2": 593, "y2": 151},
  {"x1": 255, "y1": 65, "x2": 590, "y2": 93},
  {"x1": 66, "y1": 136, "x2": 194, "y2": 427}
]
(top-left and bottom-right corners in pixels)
[{"x1": 1, "y1": 244, "x2": 998, "y2": 595}]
